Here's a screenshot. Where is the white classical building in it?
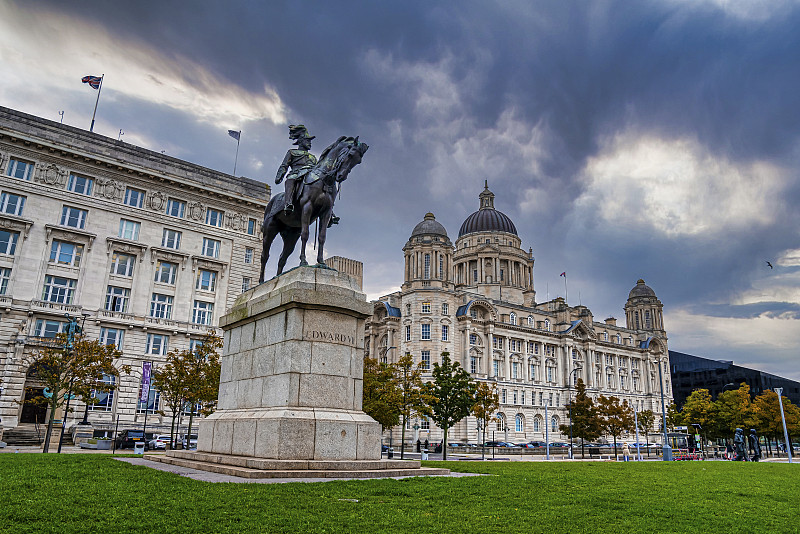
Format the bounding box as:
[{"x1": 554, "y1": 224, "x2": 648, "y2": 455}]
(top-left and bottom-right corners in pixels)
[
  {"x1": 0, "y1": 106, "x2": 269, "y2": 440},
  {"x1": 365, "y1": 183, "x2": 672, "y2": 445}
]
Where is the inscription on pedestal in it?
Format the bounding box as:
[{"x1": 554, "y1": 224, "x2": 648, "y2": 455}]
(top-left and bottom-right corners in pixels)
[{"x1": 304, "y1": 330, "x2": 356, "y2": 345}]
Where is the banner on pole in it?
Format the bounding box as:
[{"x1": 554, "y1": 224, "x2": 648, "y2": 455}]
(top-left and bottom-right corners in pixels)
[{"x1": 140, "y1": 361, "x2": 152, "y2": 403}]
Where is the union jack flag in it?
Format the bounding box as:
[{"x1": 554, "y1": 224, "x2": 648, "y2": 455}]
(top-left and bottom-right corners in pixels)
[{"x1": 81, "y1": 75, "x2": 102, "y2": 89}]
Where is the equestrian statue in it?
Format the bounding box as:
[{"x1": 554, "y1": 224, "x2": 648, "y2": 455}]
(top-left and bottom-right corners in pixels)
[{"x1": 259, "y1": 124, "x2": 368, "y2": 282}]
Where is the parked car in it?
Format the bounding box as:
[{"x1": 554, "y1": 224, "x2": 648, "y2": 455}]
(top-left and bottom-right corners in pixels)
[
  {"x1": 116, "y1": 430, "x2": 147, "y2": 450},
  {"x1": 548, "y1": 442, "x2": 569, "y2": 448},
  {"x1": 148, "y1": 434, "x2": 171, "y2": 450},
  {"x1": 522, "y1": 441, "x2": 545, "y2": 448},
  {"x1": 181, "y1": 434, "x2": 198, "y2": 449}
]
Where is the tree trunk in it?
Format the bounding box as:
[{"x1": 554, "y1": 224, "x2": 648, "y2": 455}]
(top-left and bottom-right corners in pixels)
[
  {"x1": 41, "y1": 398, "x2": 58, "y2": 453},
  {"x1": 187, "y1": 411, "x2": 194, "y2": 449},
  {"x1": 442, "y1": 426, "x2": 448, "y2": 461},
  {"x1": 169, "y1": 411, "x2": 178, "y2": 449},
  {"x1": 613, "y1": 435, "x2": 618, "y2": 460}
]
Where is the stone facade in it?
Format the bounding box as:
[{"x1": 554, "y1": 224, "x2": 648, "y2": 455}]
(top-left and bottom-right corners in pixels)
[
  {"x1": 366, "y1": 184, "x2": 673, "y2": 445},
  {"x1": 0, "y1": 106, "x2": 269, "y2": 436}
]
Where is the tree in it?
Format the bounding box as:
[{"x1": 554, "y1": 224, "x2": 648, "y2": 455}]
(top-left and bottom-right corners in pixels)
[
  {"x1": 677, "y1": 389, "x2": 713, "y2": 430},
  {"x1": 362, "y1": 357, "x2": 401, "y2": 432},
  {"x1": 659, "y1": 402, "x2": 680, "y2": 434},
  {"x1": 637, "y1": 409, "x2": 655, "y2": 436},
  {"x1": 154, "y1": 333, "x2": 222, "y2": 448},
  {"x1": 472, "y1": 382, "x2": 500, "y2": 457},
  {"x1": 753, "y1": 390, "x2": 800, "y2": 453},
  {"x1": 27, "y1": 333, "x2": 126, "y2": 452},
  {"x1": 559, "y1": 379, "x2": 602, "y2": 458},
  {"x1": 425, "y1": 352, "x2": 477, "y2": 460},
  {"x1": 712, "y1": 383, "x2": 757, "y2": 441},
  {"x1": 395, "y1": 353, "x2": 433, "y2": 459},
  {"x1": 597, "y1": 395, "x2": 635, "y2": 458}
]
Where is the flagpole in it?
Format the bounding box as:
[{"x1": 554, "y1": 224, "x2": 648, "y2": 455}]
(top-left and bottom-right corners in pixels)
[
  {"x1": 90, "y1": 74, "x2": 104, "y2": 133},
  {"x1": 233, "y1": 131, "x2": 241, "y2": 175},
  {"x1": 564, "y1": 274, "x2": 568, "y2": 305}
]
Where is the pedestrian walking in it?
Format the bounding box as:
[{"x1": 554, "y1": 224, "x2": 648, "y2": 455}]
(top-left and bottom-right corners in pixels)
[{"x1": 622, "y1": 442, "x2": 631, "y2": 462}]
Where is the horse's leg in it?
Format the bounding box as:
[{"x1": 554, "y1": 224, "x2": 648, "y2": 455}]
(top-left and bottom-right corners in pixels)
[
  {"x1": 298, "y1": 201, "x2": 314, "y2": 266},
  {"x1": 278, "y1": 228, "x2": 301, "y2": 273},
  {"x1": 260, "y1": 220, "x2": 281, "y2": 282},
  {"x1": 317, "y1": 209, "x2": 332, "y2": 266}
]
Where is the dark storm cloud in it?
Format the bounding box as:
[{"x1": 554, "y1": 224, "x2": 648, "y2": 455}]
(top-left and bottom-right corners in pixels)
[{"x1": 17, "y1": 0, "x2": 800, "y2": 373}]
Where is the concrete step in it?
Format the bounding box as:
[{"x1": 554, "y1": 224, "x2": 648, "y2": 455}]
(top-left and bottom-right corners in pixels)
[{"x1": 146, "y1": 454, "x2": 451, "y2": 479}]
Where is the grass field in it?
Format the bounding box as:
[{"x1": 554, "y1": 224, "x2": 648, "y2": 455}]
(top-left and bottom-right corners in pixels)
[{"x1": 0, "y1": 455, "x2": 797, "y2": 533}]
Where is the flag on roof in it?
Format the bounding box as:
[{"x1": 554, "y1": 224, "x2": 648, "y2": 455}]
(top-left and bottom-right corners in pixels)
[
  {"x1": 81, "y1": 75, "x2": 102, "y2": 89},
  {"x1": 228, "y1": 129, "x2": 241, "y2": 141},
  {"x1": 560, "y1": 272, "x2": 566, "y2": 277}
]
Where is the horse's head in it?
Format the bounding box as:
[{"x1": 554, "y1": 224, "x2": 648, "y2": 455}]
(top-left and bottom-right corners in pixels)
[
  {"x1": 317, "y1": 136, "x2": 369, "y2": 186},
  {"x1": 334, "y1": 137, "x2": 369, "y2": 183}
]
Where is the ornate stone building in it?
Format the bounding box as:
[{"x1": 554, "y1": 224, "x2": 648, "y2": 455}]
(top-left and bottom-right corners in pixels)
[
  {"x1": 365, "y1": 183, "x2": 672, "y2": 445},
  {"x1": 0, "y1": 106, "x2": 268, "y2": 439}
]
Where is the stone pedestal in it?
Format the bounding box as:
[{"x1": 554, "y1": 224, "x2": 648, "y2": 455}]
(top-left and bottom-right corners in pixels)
[{"x1": 155, "y1": 267, "x2": 449, "y2": 479}]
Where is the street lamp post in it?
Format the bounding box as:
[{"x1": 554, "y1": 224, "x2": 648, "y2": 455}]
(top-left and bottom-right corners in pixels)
[
  {"x1": 544, "y1": 398, "x2": 550, "y2": 461},
  {"x1": 657, "y1": 355, "x2": 672, "y2": 461},
  {"x1": 775, "y1": 388, "x2": 793, "y2": 464},
  {"x1": 567, "y1": 367, "x2": 582, "y2": 459},
  {"x1": 380, "y1": 346, "x2": 397, "y2": 455}
]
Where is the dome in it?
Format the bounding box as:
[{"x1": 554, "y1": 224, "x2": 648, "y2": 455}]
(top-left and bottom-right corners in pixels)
[
  {"x1": 458, "y1": 182, "x2": 518, "y2": 237},
  {"x1": 411, "y1": 212, "x2": 448, "y2": 238},
  {"x1": 628, "y1": 279, "x2": 656, "y2": 299}
]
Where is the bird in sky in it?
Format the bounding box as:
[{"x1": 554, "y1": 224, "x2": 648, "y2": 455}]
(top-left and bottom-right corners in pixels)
[{"x1": 766, "y1": 261, "x2": 773, "y2": 269}]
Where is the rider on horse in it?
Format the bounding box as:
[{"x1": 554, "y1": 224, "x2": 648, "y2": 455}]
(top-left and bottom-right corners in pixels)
[{"x1": 275, "y1": 124, "x2": 339, "y2": 226}]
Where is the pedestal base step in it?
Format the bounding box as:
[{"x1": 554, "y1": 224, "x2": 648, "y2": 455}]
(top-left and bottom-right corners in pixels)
[{"x1": 146, "y1": 451, "x2": 450, "y2": 479}]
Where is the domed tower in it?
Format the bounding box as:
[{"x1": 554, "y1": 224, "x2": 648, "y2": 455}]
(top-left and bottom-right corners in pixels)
[
  {"x1": 453, "y1": 182, "x2": 535, "y2": 306},
  {"x1": 624, "y1": 279, "x2": 665, "y2": 333},
  {"x1": 402, "y1": 212, "x2": 454, "y2": 291}
]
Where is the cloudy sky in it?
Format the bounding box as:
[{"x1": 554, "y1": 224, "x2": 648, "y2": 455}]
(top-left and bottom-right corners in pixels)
[{"x1": 2, "y1": 0, "x2": 798, "y2": 379}]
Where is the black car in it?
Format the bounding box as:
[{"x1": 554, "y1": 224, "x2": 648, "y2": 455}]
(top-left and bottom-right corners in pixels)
[{"x1": 116, "y1": 430, "x2": 147, "y2": 449}]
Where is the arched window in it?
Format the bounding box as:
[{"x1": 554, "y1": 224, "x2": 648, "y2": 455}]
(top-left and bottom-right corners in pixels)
[
  {"x1": 496, "y1": 413, "x2": 505, "y2": 431},
  {"x1": 509, "y1": 312, "x2": 516, "y2": 325},
  {"x1": 527, "y1": 315, "x2": 533, "y2": 327},
  {"x1": 644, "y1": 310, "x2": 651, "y2": 329},
  {"x1": 544, "y1": 319, "x2": 550, "y2": 331},
  {"x1": 551, "y1": 416, "x2": 559, "y2": 432},
  {"x1": 533, "y1": 416, "x2": 541, "y2": 432},
  {"x1": 515, "y1": 414, "x2": 524, "y2": 432}
]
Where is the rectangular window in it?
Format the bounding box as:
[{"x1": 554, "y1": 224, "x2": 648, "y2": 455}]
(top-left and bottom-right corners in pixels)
[
  {"x1": 469, "y1": 333, "x2": 477, "y2": 345},
  {"x1": 470, "y1": 356, "x2": 477, "y2": 374},
  {"x1": 547, "y1": 366, "x2": 554, "y2": 383},
  {"x1": 0, "y1": 191, "x2": 26, "y2": 216},
  {"x1": 420, "y1": 417, "x2": 430, "y2": 430},
  {"x1": 146, "y1": 333, "x2": 169, "y2": 355},
  {"x1": 60, "y1": 206, "x2": 88, "y2": 229},
  {"x1": 538, "y1": 392, "x2": 543, "y2": 406},
  {"x1": 501, "y1": 389, "x2": 507, "y2": 404},
  {"x1": 42, "y1": 275, "x2": 76, "y2": 303},
  {"x1": 150, "y1": 293, "x2": 173, "y2": 319},
  {"x1": 473, "y1": 269, "x2": 478, "y2": 282},
  {"x1": 118, "y1": 219, "x2": 140, "y2": 240},
  {"x1": 99, "y1": 327, "x2": 124, "y2": 349},
  {"x1": 421, "y1": 323, "x2": 430, "y2": 340},
  {"x1": 49, "y1": 240, "x2": 83, "y2": 267},
  {"x1": 137, "y1": 385, "x2": 161, "y2": 415},
  {"x1": 247, "y1": 218, "x2": 257, "y2": 235},
  {"x1": 110, "y1": 252, "x2": 135, "y2": 276},
  {"x1": 67, "y1": 174, "x2": 94, "y2": 196},
  {"x1": 423, "y1": 254, "x2": 430, "y2": 279},
  {"x1": 244, "y1": 247, "x2": 254, "y2": 264},
  {"x1": 513, "y1": 390, "x2": 518, "y2": 404},
  {"x1": 202, "y1": 238, "x2": 220, "y2": 258},
  {"x1": 441, "y1": 324, "x2": 449, "y2": 341},
  {"x1": 405, "y1": 325, "x2": 411, "y2": 342},
  {"x1": 161, "y1": 228, "x2": 182, "y2": 249},
  {"x1": 205, "y1": 208, "x2": 223, "y2": 227},
  {"x1": 104, "y1": 286, "x2": 130, "y2": 312},
  {"x1": 34, "y1": 319, "x2": 67, "y2": 338},
  {"x1": 124, "y1": 187, "x2": 145, "y2": 208},
  {"x1": 195, "y1": 269, "x2": 217, "y2": 292},
  {"x1": 0, "y1": 230, "x2": 20, "y2": 255},
  {"x1": 192, "y1": 300, "x2": 214, "y2": 325},
  {"x1": 0, "y1": 267, "x2": 10, "y2": 295},
  {"x1": 241, "y1": 277, "x2": 251, "y2": 293},
  {"x1": 89, "y1": 374, "x2": 116, "y2": 412},
  {"x1": 167, "y1": 198, "x2": 185, "y2": 218},
  {"x1": 421, "y1": 350, "x2": 430, "y2": 370},
  {"x1": 441, "y1": 303, "x2": 448, "y2": 315},
  {"x1": 521, "y1": 391, "x2": 526, "y2": 405},
  {"x1": 493, "y1": 360, "x2": 500, "y2": 377},
  {"x1": 512, "y1": 362, "x2": 519, "y2": 379},
  {"x1": 154, "y1": 261, "x2": 177, "y2": 285},
  {"x1": 421, "y1": 302, "x2": 431, "y2": 313},
  {"x1": 7, "y1": 158, "x2": 34, "y2": 180}
]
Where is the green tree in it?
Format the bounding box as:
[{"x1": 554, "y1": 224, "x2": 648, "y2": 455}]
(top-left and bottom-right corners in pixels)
[
  {"x1": 425, "y1": 352, "x2": 477, "y2": 460},
  {"x1": 712, "y1": 383, "x2": 757, "y2": 440},
  {"x1": 753, "y1": 390, "x2": 800, "y2": 453},
  {"x1": 472, "y1": 382, "x2": 500, "y2": 455},
  {"x1": 678, "y1": 389, "x2": 714, "y2": 430},
  {"x1": 637, "y1": 409, "x2": 656, "y2": 437},
  {"x1": 26, "y1": 334, "x2": 126, "y2": 452},
  {"x1": 597, "y1": 395, "x2": 635, "y2": 458},
  {"x1": 362, "y1": 357, "x2": 401, "y2": 432},
  {"x1": 395, "y1": 353, "x2": 433, "y2": 459},
  {"x1": 559, "y1": 379, "x2": 602, "y2": 458}
]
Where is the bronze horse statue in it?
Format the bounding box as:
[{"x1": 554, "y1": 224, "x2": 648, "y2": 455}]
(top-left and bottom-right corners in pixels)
[{"x1": 259, "y1": 135, "x2": 368, "y2": 282}]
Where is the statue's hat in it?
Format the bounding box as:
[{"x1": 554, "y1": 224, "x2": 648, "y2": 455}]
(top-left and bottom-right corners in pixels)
[{"x1": 288, "y1": 124, "x2": 315, "y2": 142}]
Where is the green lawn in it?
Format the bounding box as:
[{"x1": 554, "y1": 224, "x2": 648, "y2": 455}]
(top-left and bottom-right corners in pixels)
[{"x1": 0, "y1": 455, "x2": 797, "y2": 533}]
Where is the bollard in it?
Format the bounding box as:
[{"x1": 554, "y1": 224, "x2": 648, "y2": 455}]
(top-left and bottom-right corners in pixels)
[
  {"x1": 421, "y1": 448, "x2": 429, "y2": 461},
  {"x1": 387, "y1": 447, "x2": 394, "y2": 459}
]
